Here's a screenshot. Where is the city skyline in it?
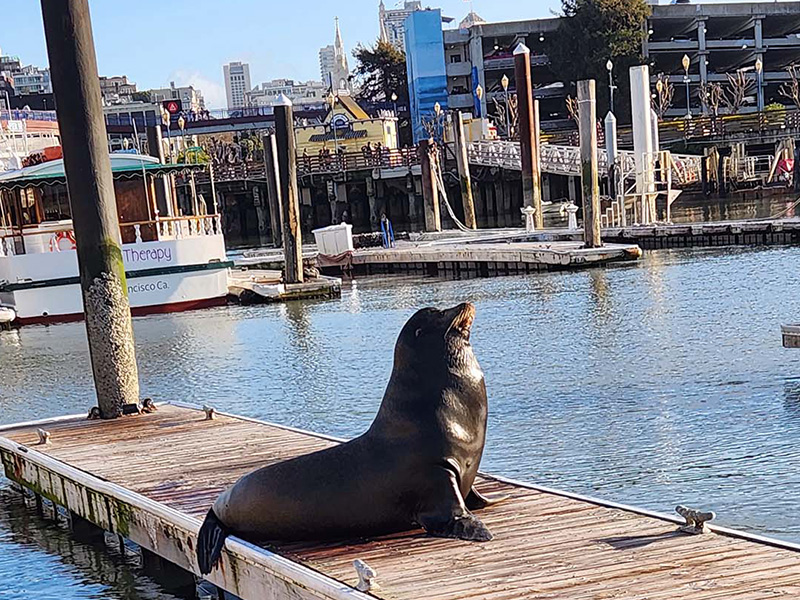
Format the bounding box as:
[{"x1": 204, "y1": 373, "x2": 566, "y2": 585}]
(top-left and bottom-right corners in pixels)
[{"x1": 2, "y1": 0, "x2": 784, "y2": 108}]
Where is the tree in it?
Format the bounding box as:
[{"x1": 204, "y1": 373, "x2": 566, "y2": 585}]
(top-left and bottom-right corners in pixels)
[
  {"x1": 779, "y1": 64, "x2": 800, "y2": 109},
  {"x1": 131, "y1": 91, "x2": 151, "y2": 103},
  {"x1": 652, "y1": 74, "x2": 674, "y2": 120},
  {"x1": 547, "y1": 0, "x2": 651, "y2": 119},
  {"x1": 353, "y1": 41, "x2": 408, "y2": 105},
  {"x1": 723, "y1": 70, "x2": 755, "y2": 115},
  {"x1": 353, "y1": 40, "x2": 411, "y2": 144}
]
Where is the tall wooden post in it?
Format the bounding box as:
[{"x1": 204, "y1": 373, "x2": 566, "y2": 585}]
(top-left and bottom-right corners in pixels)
[
  {"x1": 41, "y1": 0, "x2": 140, "y2": 418},
  {"x1": 263, "y1": 134, "x2": 283, "y2": 247},
  {"x1": 418, "y1": 138, "x2": 441, "y2": 232},
  {"x1": 532, "y1": 99, "x2": 543, "y2": 229},
  {"x1": 514, "y1": 43, "x2": 543, "y2": 226},
  {"x1": 274, "y1": 95, "x2": 304, "y2": 283},
  {"x1": 453, "y1": 112, "x2": 477, "y2": 229},
  {"x1": 578, "y1": 80, "x2": 602, "y2": 248}
]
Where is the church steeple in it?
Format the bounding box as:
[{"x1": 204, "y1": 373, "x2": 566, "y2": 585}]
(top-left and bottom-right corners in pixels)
[{"x1": 334, "y1": 17, "x2": 344, "y2": 55}]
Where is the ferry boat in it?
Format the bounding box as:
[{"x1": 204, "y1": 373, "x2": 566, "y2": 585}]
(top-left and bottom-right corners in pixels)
[{"x1": 0, "y1": 153, "x2": 231, "y2": 326}]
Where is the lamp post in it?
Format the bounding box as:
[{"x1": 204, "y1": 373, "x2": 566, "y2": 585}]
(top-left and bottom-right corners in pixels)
[
  {"x1": 391, "y1": 92, "x2": 399, "y2": 147},
  {"x1": 755, "y1": 57, "x2": 764, "y2": 113},
  {"x1": 501, "y1": 74, "x2": 510, "y2": 137},
  {"x1": 161, "y1": 107, "x2": 172, "y2": 162},
  {"x1": 177, "y1": 115, "x2": 186, "y2": 160},
  {"x1": 682, "y1": 53, "x2": 692, "y2": 119},
  {"x1": 606, "y1": 60, "x2": 616, "y2": 114},
  {"x1": 434, "y1": 101, "x2": 442, "y2": 142},
  {"x1": 328, "y1": 92, "x2": 339, "y2": 155}
]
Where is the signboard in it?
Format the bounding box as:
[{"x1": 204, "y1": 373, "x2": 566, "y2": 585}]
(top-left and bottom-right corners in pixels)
[
  {"x1": 5, "y1": 120, "x2": 24, "y2": 133},
  {"x1": 162, "y1": 100, "x2": 183, "y2": 115}
]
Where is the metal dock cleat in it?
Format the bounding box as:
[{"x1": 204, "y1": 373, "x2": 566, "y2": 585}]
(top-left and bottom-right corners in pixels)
[
  {"x1": 676, "y1": 505, "x2": 716, "y2": 534},
  {"x1": 353, "y1": 559, "x2": 379, "y2": 592},
  {"x1": 37, "y1": 428, "x2": 51, "y2": 446},
  {"x1": 203, "y1": 405, "x2": 216, "y2": 420}
]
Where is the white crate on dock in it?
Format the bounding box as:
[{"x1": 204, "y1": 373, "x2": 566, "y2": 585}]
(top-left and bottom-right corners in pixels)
[{"x1": 312, "y1": 223, "x2": 354, "y2": 256}]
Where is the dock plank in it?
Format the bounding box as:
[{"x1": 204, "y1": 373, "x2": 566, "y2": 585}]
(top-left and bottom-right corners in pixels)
[{"x1": 1, "y1": 403, "x2": 799, "y2": 600}]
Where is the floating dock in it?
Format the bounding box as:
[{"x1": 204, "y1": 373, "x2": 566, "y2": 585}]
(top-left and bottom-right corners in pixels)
[
  {"x1": 603, "y1": 219, "x2": 800, "y2": 249},
  {"x1": 2, "y1": 403, "x2": 800, "y2": 600},
  {"x1": 228, "y1": 269, "x2": 342, "y2": 304},
  {"x1": 237, "y1": 240, "x2": 643, "y2": 279}
]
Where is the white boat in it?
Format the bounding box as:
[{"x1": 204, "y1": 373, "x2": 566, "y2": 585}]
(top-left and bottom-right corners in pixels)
[{"x1": 0, "y1": 154, "x2": 230, "y2": 326}]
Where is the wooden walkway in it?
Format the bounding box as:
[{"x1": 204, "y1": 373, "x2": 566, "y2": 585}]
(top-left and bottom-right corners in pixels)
[{"x1": 2, "y1": 404, "x2": 800, "y2": 599}]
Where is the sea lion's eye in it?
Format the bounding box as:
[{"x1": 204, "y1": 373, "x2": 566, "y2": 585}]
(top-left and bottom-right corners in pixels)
[{"x1": 415, "y1": 328, "x2": 424, "y2": 338}]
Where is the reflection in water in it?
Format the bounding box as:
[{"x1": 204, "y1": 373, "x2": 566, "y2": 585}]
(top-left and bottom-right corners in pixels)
[
  {"x1": 2, "y1": 247, "x2": 800, "y2": 597},
  {"x1": 0, "y1": 484, "x2": 189, "y2": 600},
  {"x1": 671, "y1": 193, "x2": 800, "y2": 224}
]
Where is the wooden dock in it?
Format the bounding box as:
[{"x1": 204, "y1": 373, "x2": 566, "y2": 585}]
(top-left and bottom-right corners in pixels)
[
  {"x1": 228, "y1": 269, "x2": 342, "y2": 304},
  {"x1": 238, "y1": 240, "x2": 643, "y2": 279},
  {"x1": 2, "y1": 403, "x2": 800, "y2": 599},
  {"x1": 602, "y1": 219, "x2": 800, "y2": 249}
]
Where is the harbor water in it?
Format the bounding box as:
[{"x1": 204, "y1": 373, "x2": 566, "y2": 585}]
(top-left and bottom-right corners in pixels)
[{"x1": 1, "y1": 246, "x2": 800, "y2": 598}]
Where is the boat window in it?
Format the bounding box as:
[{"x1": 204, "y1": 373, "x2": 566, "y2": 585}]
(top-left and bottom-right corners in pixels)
[{"x1": 41, "y1": 184, "x2": 71, "y2": 221}]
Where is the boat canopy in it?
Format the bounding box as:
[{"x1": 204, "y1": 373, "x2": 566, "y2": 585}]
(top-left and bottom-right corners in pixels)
[{"x1": 0, "y1": 154, "x2": 206, "y2": 191}]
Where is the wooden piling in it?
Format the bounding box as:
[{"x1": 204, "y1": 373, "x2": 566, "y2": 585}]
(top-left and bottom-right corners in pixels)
[
  {"x1": 263, "y1": 134, "x2": 283, "y2": 247},
  {"x1": 41, "y1": 0, "x2": 140, "y2": 418},
  {"x1": 578, "y1": 80, "x2": 602, "y2": 249},
  {"x1": 453, "y1": 112, "x2": 477, "y2": 229},
  {"x1": 274, "y1": 95, "x2": 304, "y2": 284},
  {"x1": 533, "y1": 99, "x2": 543, "y2": 229},
  {"x1": 418, "y1": 138, "x2": 441, "y2": 232},
  {"x1": 514, "y1": 43, "x2": 543, "y2": 227}
]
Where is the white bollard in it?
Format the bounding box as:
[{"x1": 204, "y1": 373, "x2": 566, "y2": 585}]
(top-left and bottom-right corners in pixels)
[
  {"x1": 521, "y1": 206, "x2": 537, "y2": 233},
  {"x1": 566, "y1": 203, "x2": 579, "y2": 230}
]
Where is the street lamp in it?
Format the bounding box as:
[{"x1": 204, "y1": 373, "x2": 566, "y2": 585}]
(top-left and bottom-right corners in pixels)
[
  {"x1": 682, "y1": 53, "x2": 692, "y2": 119},
  {"x1": 755, "y1": 57, "x2": 764, "y2": 113},
  {"x1": 177, "y1": 115, "x2": 186, "y2": 161},
  {"x1": 161, "y1": 108, "x2": 172, "y2": 162},
  {"x1": 501, "y1": 74, "x2": 511, "y2": 137},
  {"x1": 606, "y1": 60, "x2": 616, "y2": 114},
  {"x1": 328, "y1": 92, "x2": 339, "y2": 154},
  {"x1": 390, "y1": 92, "x2": 399, "y2": 146}
]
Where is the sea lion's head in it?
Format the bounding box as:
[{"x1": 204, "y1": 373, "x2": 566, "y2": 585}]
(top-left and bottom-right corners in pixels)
[{"x1": 395, "y1": 303, "x2": 482, "y2": 381}]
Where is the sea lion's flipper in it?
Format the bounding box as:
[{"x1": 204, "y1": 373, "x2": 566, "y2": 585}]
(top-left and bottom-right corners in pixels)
[
  {"x1": 416, "y1": 467, "x2": 493, "y2": 542},
  {"x1": 196, "y1": 509, "x2": 231, "y2": 575},
  {"x1": 465, "y1": 487, "x2": 509, "y2": 510}
]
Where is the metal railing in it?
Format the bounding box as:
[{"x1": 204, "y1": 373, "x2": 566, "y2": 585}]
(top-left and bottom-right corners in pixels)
[{"x1": 0, "y1": 109, "x2": 58, "y2": 122}]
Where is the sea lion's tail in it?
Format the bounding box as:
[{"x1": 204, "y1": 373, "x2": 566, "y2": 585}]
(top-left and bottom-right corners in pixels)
[{"x1": 197, "y1": 509, "x2": 230, "y2": 575}]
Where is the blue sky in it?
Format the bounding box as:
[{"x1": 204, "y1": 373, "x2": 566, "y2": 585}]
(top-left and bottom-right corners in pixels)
[{"x1": 1, "y1": 0, "x2": 782, "y2": 108}]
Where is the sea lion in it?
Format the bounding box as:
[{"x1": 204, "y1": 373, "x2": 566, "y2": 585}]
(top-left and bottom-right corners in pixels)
[{"x1": 197, "y1": 302, "x2": 495, "y2": 575}]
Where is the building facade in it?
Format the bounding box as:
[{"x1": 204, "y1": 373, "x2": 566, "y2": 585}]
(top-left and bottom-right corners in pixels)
[
  {"x1": 379, "y1": 0, "x2": 422, "y2": 50},
  {"x1": 319, "y1": 18, "x2": 351, "y2": 92},
  {"x1": 10, "y1": 65, "x2": 51, "y2": 95},
  {"x1": 404, "y1": 9, "x2": 453, "y2": 142},
  {"x1": 645, "y1": 1, "x2": 800, "y2": 117},
  {"x1": 99, "y1": 76, "x2": 138, "y2": 105},
  {"x1": 247, "y1": 79, "x2": 328, "y2": 108},
  {"x1": 149, "y1": 82, "x2": 205, "y2": 113},
  {"x1": 223, "y1": 62, "x2": 251, "y2": 109}
]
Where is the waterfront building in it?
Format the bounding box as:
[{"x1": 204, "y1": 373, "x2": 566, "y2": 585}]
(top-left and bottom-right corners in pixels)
[
  {"x1": 294, "y1": 94, "x2": 398, "y2": 155},
  {"x1": 645, "y1": 1, "x2": 800, "y2": 117},
  {"x1": 406, "y1": 0, "x2": 800, "y2": 131},
  {"x1": 149, "y1": 81, "x2": 205, "y2": 113},
  {"x1": 319, "y1": 18, "x2": 351, "y2": 92},
  {"x1": 223, "y1": 61, "x2": 251, "y2": 109},
  {"x1": 404, "y1": 9, "x2": 450, "y2": 143},
  {"x1": 379, "y1": 0, "x2": 422, "y2": 50},
  {"x1": 247, "y1": 79, "x2": 328, "y2": 108}
]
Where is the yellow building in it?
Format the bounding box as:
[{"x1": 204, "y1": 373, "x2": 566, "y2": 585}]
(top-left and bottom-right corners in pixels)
[{"x1": 295, "y1": 95, "x2": 398, "y2": 156}]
